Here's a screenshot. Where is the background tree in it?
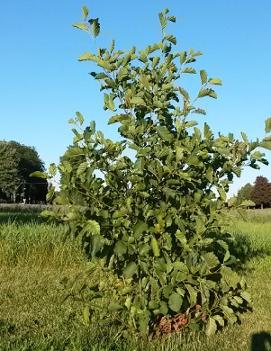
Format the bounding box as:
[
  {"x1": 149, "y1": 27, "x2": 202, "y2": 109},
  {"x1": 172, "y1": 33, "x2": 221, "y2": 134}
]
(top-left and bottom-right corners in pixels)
[
  {"x1": 0, "y1": 141, "x2": 20, "y2": 202},
  {"x1": 0, "y1": 141, "x2": 47, "y2": 203},
  {"x1": 236, "y1": 183, "x2": 254, "y2": 205},
  {"x1": 251, "y1": 176, "x2": 271, "y2": 209}
]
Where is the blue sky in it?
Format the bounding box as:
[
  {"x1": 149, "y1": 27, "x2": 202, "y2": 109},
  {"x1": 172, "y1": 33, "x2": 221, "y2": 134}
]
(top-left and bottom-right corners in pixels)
[{"x1": 1, "y1": 1, "x2": 271, "y2": 195}]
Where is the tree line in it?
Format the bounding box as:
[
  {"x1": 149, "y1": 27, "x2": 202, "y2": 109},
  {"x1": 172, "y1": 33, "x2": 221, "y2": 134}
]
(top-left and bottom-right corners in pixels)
[
  {"x1": 236, "y1": 176, "x2": 271, "y2": 209},
  {"x1": 0, "y1": 141, "x2": 47, "y2": 203}
]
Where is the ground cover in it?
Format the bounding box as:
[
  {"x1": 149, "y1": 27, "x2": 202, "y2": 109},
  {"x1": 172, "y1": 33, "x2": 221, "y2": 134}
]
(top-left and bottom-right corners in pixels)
[{"x1": 0, "y1": 209, "x2": 270, "y2": 350}]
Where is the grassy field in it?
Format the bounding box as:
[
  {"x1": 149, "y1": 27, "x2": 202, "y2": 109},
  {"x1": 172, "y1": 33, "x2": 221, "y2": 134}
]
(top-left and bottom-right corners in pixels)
[{"x1": 0, "y1": 209, "x2": 270, "y2": 350}]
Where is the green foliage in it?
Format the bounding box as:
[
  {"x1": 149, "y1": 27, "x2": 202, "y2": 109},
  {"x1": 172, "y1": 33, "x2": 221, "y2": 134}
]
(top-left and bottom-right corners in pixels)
[
  {"x1": 0, "y1": 141, "x2": 20, "y2": 200},
  {"x1": 0, "y1": 141, "x2": 47, "y2": 203},
  {"x1": 239, "y1": 199, "x2": 255, "y2": 208},
  {"x1": 236, "y1": 183, "x2": 254, "y2": 206},
  {"x1": 73, "y1": 7, "x2": 100, "y2": 38},
  {"x1": 47, "y1": 6, "x2": 271, "y2": 335},
  {"x1": 265, "y1": 117, "x2": 271, "y2": 133}
]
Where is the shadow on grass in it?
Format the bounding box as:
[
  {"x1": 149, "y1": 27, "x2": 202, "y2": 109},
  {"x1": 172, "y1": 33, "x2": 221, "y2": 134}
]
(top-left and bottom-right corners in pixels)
[
  {"x1": 0, "y1": 212, "x2": 45, "y2": 225},
  {"x1": 251, "y1": 332, "x2": 271, "y2": 351},
  {"x1": 228, "y1": 233, "x2": 271, "y2": 268}
]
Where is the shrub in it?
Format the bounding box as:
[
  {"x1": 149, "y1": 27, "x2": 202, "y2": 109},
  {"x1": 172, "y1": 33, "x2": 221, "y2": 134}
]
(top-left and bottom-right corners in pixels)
[{"x1": 44, "y1": 7, "x2": 271, "y2": 335}]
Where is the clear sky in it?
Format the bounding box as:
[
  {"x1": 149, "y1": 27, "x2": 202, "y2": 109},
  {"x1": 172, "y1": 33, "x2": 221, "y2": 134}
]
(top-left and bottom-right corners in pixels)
[{"x1": 1, "y1": 1, "x2": 271, "y2": 195}]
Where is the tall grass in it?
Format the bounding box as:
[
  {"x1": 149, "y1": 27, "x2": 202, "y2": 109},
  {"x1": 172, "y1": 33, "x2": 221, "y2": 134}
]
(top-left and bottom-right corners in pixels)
[
  {"x1": 230, "y1": 220, "x2": 271, "y2": 257},
  {"x1": 0, "y1": 221, "x2": 86, "y2": 266}
]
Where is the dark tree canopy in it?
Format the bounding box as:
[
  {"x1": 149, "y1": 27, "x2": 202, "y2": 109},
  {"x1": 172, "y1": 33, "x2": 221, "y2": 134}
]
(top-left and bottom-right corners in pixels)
[
  {"x1": 251, "y1": 176, "x2": 271, "y2": 208},
  {"x1": 0, "y1": 141, "x2": 47, "y2": 203}
]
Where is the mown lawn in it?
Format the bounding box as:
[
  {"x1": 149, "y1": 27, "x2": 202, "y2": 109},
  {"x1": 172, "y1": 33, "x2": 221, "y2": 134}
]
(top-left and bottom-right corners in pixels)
[{"x1": 0, "y1": 210, "x2": 270, "y2": 350}]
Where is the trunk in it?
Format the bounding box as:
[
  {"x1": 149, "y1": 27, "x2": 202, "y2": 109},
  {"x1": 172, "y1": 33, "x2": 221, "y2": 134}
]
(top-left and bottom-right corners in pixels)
[{"x1": 261, "y1": 203, "x2": 264, "y2": 210}]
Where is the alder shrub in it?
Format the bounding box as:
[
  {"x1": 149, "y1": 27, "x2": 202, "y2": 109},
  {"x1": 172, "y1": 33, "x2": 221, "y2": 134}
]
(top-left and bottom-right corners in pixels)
[{"x1": 44, "y1": 7, "x2": 271, "y2": 335}]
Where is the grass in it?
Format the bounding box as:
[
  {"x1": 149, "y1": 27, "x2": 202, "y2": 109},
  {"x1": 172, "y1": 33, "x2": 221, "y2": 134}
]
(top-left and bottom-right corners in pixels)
[{"x1": 0, "y1": 209, "x2": 270, "y2": 350}]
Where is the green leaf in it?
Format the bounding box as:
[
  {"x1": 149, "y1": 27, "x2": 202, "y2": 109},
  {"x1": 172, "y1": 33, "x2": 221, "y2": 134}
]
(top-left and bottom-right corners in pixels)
[
  {"x1": 206, "y1": 317, "x2": 217, "y2": 336},
  {"x1": 73, "y1": 22, "x2": 89, "y2": 31},
  {"x1": 114, "y1": 241, "x2": 127, "y2": 257},
  {"x1": 97, "y1": 59, "x2": 113, "y2": 71},
  {"x1": 213, "y1": 315, "x2": 225, "y2": 327},
  {"x1": 251, "y1": 150, "x2": 263, "y2": 160},
  {"x1": 175, "y1": 230, "x2": 187, "y2": 246},
  {"x1": 104, "y1": 93, "x2": 115, "y2": 111},
  {"x1": 208, "y1": 78, "x2": 222, "y2": 85},
  {"x1": 77, "y1": 162, "x2": 88, "y2": 176},
  {"x1": 48, "y1": 163, "x2": 57, "y2": 177},
  {"x1": 241, "y1": 131, "x2": 248, "y2": 142},
  {"x1": 151, "y1": 237, "x2": 160, "y2": 257},
  {"x1": 168, "y1": 15, "x2": 176, "y2": 22},
  {"x1": 168, "y1": 292, "x2": 183, "y2": 312},
  {"x1": 265, "y1": 117, "x2": 271, "y2": 133},
  {"x1": 108, "y1": 303, "x2": 123, "y2": 312},
  {"x1": 159, "y1": 12, "x2": 167, "y2": 31},
  {"x1": 178, "y1": 87, "x2": 189, "y2": 100},
  {"x1": 221, "y1": 266, "x2": 240, "y2": 289},
  {"x1": 108, "y1": 114, "x2": 132, "y2": 125},
  {"x1": 159, "y1": 301, "x2": 169, "y2": 315},
  {"x1": 185, "y1": 120, "x2": 198, "y2": 128},
  {"x1": 223, "y1": 250, "x2": 231, "y2": 262},
  {"x1": 89, "y1": 18, "x2": 100, "y2": 37},
  {"x1": 260, "y1": 140, "x2": 271, "y2": 150},
  {"x1": 165, "y1": 35, "x2": 177, "y2": 45},
  {"x1": 89, "y1": 120, "x2": 96, "y2": 134},
  {"x1": 240, "y1": 291, "x2": 252, "y2": 304},
  {"x1": 83, "y1": 220, "x2": 100, "y2": 236},
  {"x1": 82, "y1": 6, "x2": 89, "y2": 19},
  {"x1": 30, "y1": 171, "x2": 47, "y2": 179},
  {"x1": 221, "y1": 305, "x2": 235, "y2": 320},
  {"x1": 156, "y1": 126, "x2": 173, "y2": 142},
  {"x1": 180, "y1": 51, "x2": 187, "y2": 64},
  {"x1": 123, "y1": 262, "x2": 138, "y2": 278},
  {"x1": 108, "y1": 94, "x2": 115, "y2": 111},
  {"x1": 133, "y1": 221, "x2": 148, "y2": 237},
  {"x1": 198, "y1": 88, "x2": 217, "y2": 99},
  {"x1": 118, "y1": 67, "x2": 129, "y2": 81},
  {"x1": 192, "y1": 108, "x2": 206, "y2": 115},
  {"x1": 130, "y1": 96, "x2": 146, "y2": 106},
  {"x1": 79, "y1": 52, "x2": 96, "y2": 61},
  {"x1": 200, "y1": 70, "x2": 207, "y2": 84},
  {"x1": 218, "y1": 187, "x2": 226, "y2": 201},
  {"x1": 192, "y1": 51, "x2": 203, "y2": 57},
  {"x1": 182, "y1": 67, "x2": 196, "y2": 74},
  {"x1": 204, "y1": 123, "x2": 213, "y2": 139},
  {"x1": 202, "y1": 252, "x2": 220, "y2": 269},
  {"x1": 109, "y1": 39, "x2": 115, "y2": 53},
  {"x1": 75, "y1": 111, "x2": 84, "y2": 125},
  {"x1": 186, "y1": 284, "x2": 197, "y2": 306}
]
